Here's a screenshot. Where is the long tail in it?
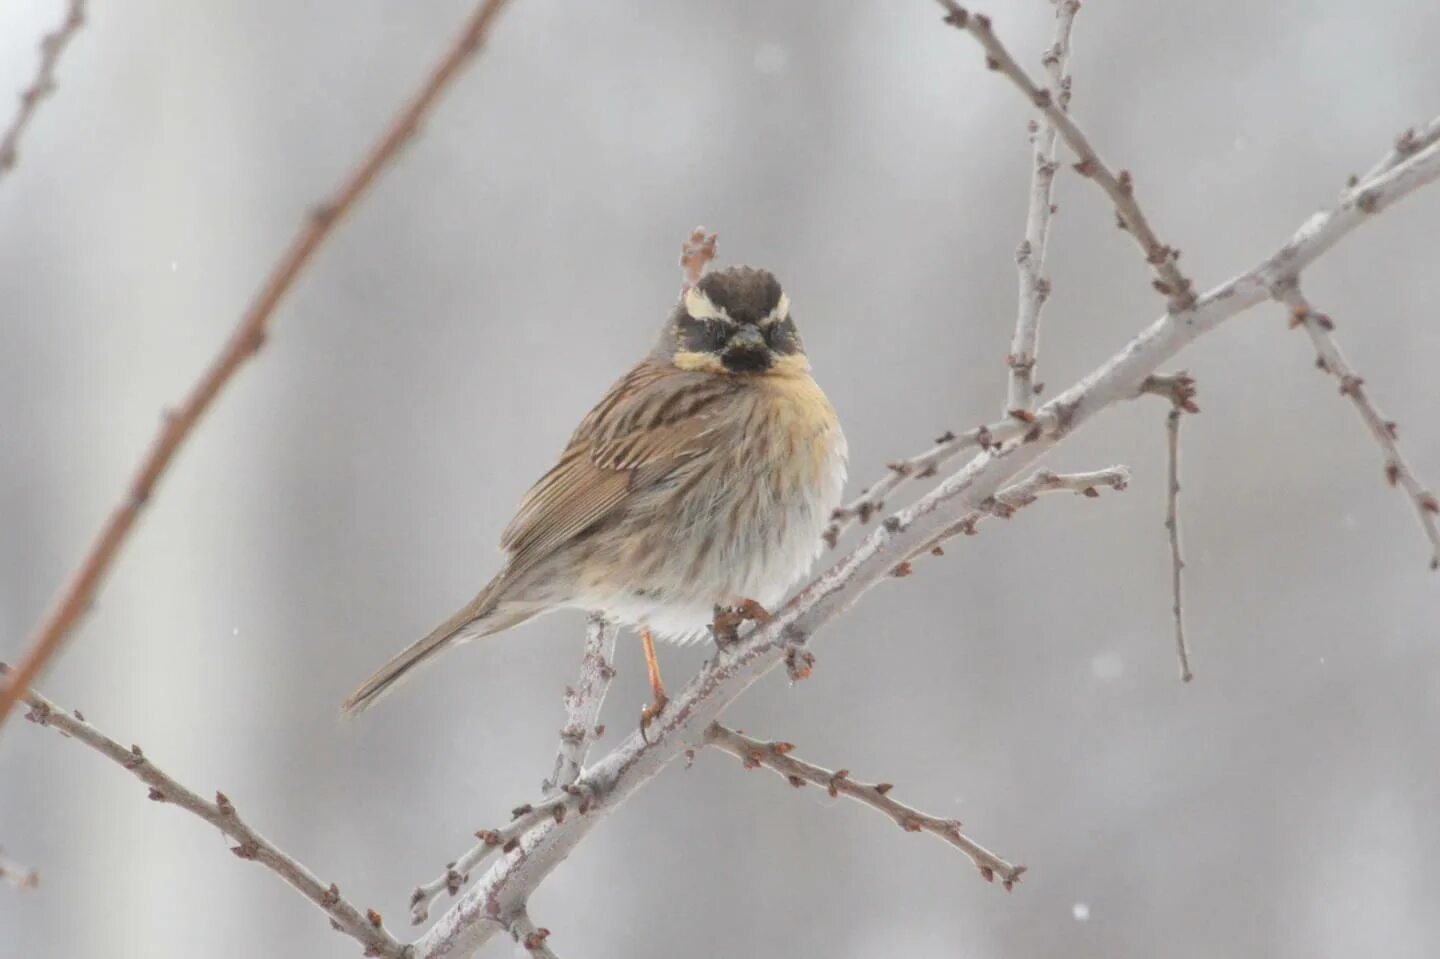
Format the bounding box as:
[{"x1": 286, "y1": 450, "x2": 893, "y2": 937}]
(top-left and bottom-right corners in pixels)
[{"x1": 341, "y1": 578, "x2": 536, "y2": 715}]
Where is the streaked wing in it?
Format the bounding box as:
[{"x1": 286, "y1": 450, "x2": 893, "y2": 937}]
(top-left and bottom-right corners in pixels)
[{"x1": 499, "y1": 361, "x2": 734, "y2": 574}]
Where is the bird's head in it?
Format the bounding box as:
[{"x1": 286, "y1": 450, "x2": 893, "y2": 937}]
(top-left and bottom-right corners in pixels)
[{"x1": 659, "y1": 267, "x2": 806, "y2": 375}]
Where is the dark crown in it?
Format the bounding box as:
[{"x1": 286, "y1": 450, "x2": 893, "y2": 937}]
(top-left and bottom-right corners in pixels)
[{"x1": 694, "y1": 267, "x2": 784, "y2": 323}]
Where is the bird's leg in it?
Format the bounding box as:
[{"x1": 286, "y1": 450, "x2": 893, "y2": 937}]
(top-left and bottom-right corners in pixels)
[{"x1": 639, "y1": 627, "x2": 668, "y2": 735}]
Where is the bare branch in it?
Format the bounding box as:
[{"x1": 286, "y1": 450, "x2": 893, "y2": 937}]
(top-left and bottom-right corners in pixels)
[
  {"x1": 1359, "y1": 119, "x2": 1440, "y2": 185},
  {"x1": 936, "y1": 2, "x2": 1196, "y2": 313},
  {"x1": 509, "y1": 910, "x2": 562, "y2": 959},
  {"x1": 408, "y1": 786, "x2": 595, "y2": 926},
  {"x1": 1165, "y1": 407, "x2": 1195, "y2": 681},
  {"x1": 1139, "y1": 372, "x2": 1199, "y2": 679},
  {"x1": 412, "y1": 121, "x2": 1440, "y2": 959},
  {"x1": 0, "y1": 849, "x2": 39, "y2": 890},
  {"x1": 1277, "y1": 285, "x2": 1440, "y2": 569},
  {"x1": 1007, "y1": 0, "x2": 1081, "y2": 412},
  {"x1": 413, "y1": 617, "x2": 617, "y2": 926},
  {"x1": 0, "y1": 0, "x2": 518, "y2": 733},
  {"x1": 909, "y1": 466, "x2": 1131, "y2": 570},
  {"x1": 824, "y1": 415, "x2": 1033, "y2": 546},
  {"x1": 0, "y1": 0, "x2": 86, "y2": 179},
  {"x1": 706, "y1": 724, "x2": 1024, "y2": 888},
  {"x1": 11, "y1": 675, "x2": 405, "y2": 957},
  {"x1": 1138, "y1": 371, "x2": 1201, "y2": 412},
  {"x1": 542, "y1": 614, "x2": 618, "y2": 796},
  {"x1": 680, "y1": 227, "x2": 719, "y2": 289}
]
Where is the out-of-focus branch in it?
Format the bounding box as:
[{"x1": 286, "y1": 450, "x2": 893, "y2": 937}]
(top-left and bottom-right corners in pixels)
[
  {"x1": 1006, "y1": 0, "x2": 1080, "y2": 412},
  {"x1": 680, "y1": 227, "x2": 719, "y2": 289},
  {"x1": 936, "y1": 1, "x2": 1196, "y2": 313},
  {"x1": 706, "y1": 724, "x2": 1024, "y2": 888},
  {"x1": 1359, "y1": 120, "x2": 1440, "y2": 186},
  {"x1": 1277, "y1": 285, "x2": 1440, "y2": 568},
  {"x1": 0, "y1": 0, "x2": 517, "y2": 733},
  {"x1": 12, "y1": 675, "x2": 405, "y2": 957},
  {"x1": 411, "y1": 116, "x2": 1440, "y2": 959},
  {"x1": 542, "y1": 614, "x2": 618, "y2": 796},
  {"x1": 0, "y1": 849, "x2": 39, "y2": 890},
  {"x1": 0, "y1": 0, "x2": 86, "y2": 179}
]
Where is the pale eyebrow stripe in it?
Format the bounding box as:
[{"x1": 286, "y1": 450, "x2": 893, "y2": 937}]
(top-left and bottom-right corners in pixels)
[
  {"x1": 684, "y1": 287, "x2": 732, "y2": 321},
  {"x1": 759, "y1": 292, "x2": 791, "y2": 326}
]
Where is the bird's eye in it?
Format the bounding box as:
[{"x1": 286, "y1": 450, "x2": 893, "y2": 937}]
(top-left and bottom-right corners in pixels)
[
  {"x1": 704, "y1": 320, "x2": 730, "y2": 351},
  {"x1": 764, "y1": 316, "x2": 798, "y2": 351}
]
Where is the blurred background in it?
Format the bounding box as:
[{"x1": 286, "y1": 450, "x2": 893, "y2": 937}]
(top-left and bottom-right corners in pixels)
[{"x1": 3, "y1": 1, "x2": 1439, "y2": 956}]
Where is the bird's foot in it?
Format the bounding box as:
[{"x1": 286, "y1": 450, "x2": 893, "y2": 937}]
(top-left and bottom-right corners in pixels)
[
  {"x1": 710, "y1": 599, "x2": 773, "y2": 649},
  {"x1": 639, "y1": 691, "x2": 669, "y2": 741}
]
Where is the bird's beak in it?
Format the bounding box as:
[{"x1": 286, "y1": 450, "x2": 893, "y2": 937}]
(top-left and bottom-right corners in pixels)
[
  {"x1": 728, "y1": 326, "x2": 766, "y2": 353},
  {"x1": 722, "y1": 325, "x2": 772, "y2": 372}
]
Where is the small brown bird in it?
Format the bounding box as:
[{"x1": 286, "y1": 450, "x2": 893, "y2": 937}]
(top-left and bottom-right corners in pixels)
[{"x1": 343, "y1": 265, "x2": 847, "y2": 723}]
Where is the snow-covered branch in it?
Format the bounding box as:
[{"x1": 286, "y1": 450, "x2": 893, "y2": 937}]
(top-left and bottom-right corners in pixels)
[
  {"x1": 824, "y1": 415, "x2": 1030, "y2": 546},
  {"x1": 1007, "y1": 0, "x2": 1080, "y2": 412},
  {"x1": 411, "y1": 96, "x2": 1440, "y2": 959},
  {"x1": 13, "y1": 4, "x2": 1440, "y2": 957},
  {"x1": 542, "y1": 614, "x2": 618, "y2": 796}
]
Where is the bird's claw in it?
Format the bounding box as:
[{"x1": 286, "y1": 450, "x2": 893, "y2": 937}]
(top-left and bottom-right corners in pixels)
[
  {"x1": 639, "y1": 693, "x2": 669, "y2": 742},
  {"x1": 710, "y1": 599, "x2": 773, "y2": 648}
]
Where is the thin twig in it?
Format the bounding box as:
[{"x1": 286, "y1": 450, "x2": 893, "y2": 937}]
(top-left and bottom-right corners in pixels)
[
  {"x1": 824, "y1": 415, "x2": 1035, "y2": 546},
  {"x1": 542, "y1": 614, "x2": 618, "y2": 796},
  {"x1": 0, "y1": 848, "x2": 39, "y2": 890},
  {"x1": 409, "y1": 787, "x2": 595, "y2": 926},
  {"x1": 680, "y1": 227, "x2": 718, "y2": 289},
  {"x1": 0, "y1": 0, "x2": 87, "y2": 178},
  {"x1": 1007, "y1": 0, "x2": 1080, "y2": 412},
  {"x1": 907, "y1": 466, "x2": 1130, "y2": 571},
  {"x1": 1359, "y1": 120, "x2": 1440, "y2": 186},
  {"x1": 416, "y1": 616, "x2": 617, "y2": 925},
  {"x1": 936, "y1": 2, "x2": 1196, "y2": 313},
  {"x1": 706, "y1": 725, "x2": 1024, "y2": 888},
  {"x1": 11, "y1": 675, "x2": 404, "y2": 957},
  {"x1": 1139, "y1": 372, "x2": 1199, "y2": 680},
  {"x1": 1165, "y1": 407, "x2": 1194, "y2": 681},
  {"x1": 1277, "y1": 285, "x2": 1440, "y2": 569},
  {"x1": 1138, "y1": 371, "x2": 1200, "y2": 413},
  {"x1": 509, "y1": 910, "x2": 562, "y2": 958},
  {"x1": 0, "y1": 0, "x2": 517, "y2": 733}
]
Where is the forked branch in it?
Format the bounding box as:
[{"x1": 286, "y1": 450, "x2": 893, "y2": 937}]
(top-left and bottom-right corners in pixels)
[
  {"x1": 1007, "y1": 0, "x2": 1081, "y2": 411},
  {"x1": 542, "y1": 614, "x2": 618, "y2": 795},
  {"x1": 936, "y1": 1, "x2": 1196, "y2": 313}
]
